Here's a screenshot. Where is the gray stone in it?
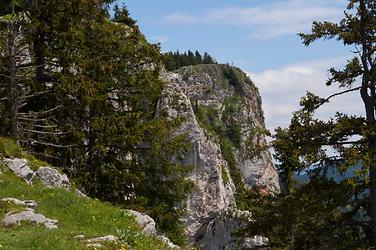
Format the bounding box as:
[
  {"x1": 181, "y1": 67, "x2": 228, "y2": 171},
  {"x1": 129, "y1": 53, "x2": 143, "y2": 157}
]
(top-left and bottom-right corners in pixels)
[
  {"x1": 160, "y1": 65, "x2": 280, "y2": 246},
  {"x1": 3, "y1": 210, "x2": 58, "y2": 229},
  {"x1": 86, "y1": 243, "x2": 103, "y2": 248},
  {"x1": 1, "y1": 197, "x2": 37, "y2": 209},
  {"x1": 194, "y1": 208, "x2": 266, "y2": 250},
  {"x1": 3, "y1": 158, "x2": 35, "y2": 184},
  {"x1": 36, "y1": 166, "x2": 70, "y2": 188},
  {"x1": 242, "y1": 236, "x2": 269, "y2": 249},
  {"x1": 86, "y1": 235, "x2": 118, "y2": 243},
  {"x1": 159, "y1": 72, "x2": 236, "y2": 241},
  {"x1": 75, "y1": 189, "x2": 87, "y2": 198},
  {"x1": 73, "y1": 234, "x2": 85, "y2": 240},
  {"x1": 125, "y1": 209, "x2": 157, "y2": 235},
  {"x1": 157, "y1": 235, "x2": 181, "y2": 250}
]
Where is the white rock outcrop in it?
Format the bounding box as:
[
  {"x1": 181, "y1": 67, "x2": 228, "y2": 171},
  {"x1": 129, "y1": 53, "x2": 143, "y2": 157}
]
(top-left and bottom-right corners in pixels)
[
  {"x1": 3, "y1": 210, "x2": 58, "y2": 229},
  {"x1": 160, "y1": 64, "x2": 280, "y2": 248},
  {"x1": 125, "y1": 209, "x2": 181, "y2": 249},
  {"x1": 3, "y1": 158, "x2": 35, "y2": 184},
  {"x1": 159, "y1": 72, "x2": 236, "y2": 241},
  {"x1": 194, "y1": 209, "x2": 267, "y2": 249},
  {"x1": 36, "y1": 166, "x2": 70, "y2": 188},
  {"x1": 1, "y1": 197, "x2": 37, "y2": 209},
  {"x1": 125, "y1": 209, "x2": 157, "y2": 235}
]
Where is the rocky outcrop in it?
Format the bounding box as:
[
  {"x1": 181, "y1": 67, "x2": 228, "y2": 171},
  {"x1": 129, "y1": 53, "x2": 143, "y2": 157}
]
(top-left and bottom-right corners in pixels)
[
  {"x1": 160, "y1": 64, "x2": 280, "y2": 247},
  {"x1": 3, "y1": 158, "x2": 71, "y2": 189},
  {"x1": 125, "y1": 209, "x2": 181, "y2": 249},
  {"x1": 2, "y1": 197, "x2": 37, "y2": 209},
  {"x1": 194, "y1": 209, "x2": 267, "y2": 249},
  {"x1": 73, "y1": 234, "x2": 118, "y2": 249},
  {"x1": 175, "y1": 64, "x2": 279, "y2": 194},
  {"x1": 2, "y1": 197, "x2": 58, "y2": 229},
  {"x1": 125, "y1": 210, "x2": 157, "y2": 235},
  {"x1": 3, "y1": 210, "x2": 58, "y2": 229},
  {"x1": 3, "y1": 158, "x2": 35, "y2": 184},
  {"x1": 36, "y1": 166, "x2": 70, "y2": 188},
  {"x1": 159, "y1": 71, "x2": 236, "y2": 241}
]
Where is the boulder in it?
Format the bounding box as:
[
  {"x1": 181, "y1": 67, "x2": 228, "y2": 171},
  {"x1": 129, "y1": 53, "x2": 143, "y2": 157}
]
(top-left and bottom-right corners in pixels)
[
  {"x1": 125, "y1": 210, "x2": 157, "y2": 235},
  {"x1": 73, "y1": 234, "x2": 85, "y2": 240},
  {"x1": 86, "y1": 235, "x2": 118, "y2": 243},
  {"x1": 194, "y1": 208, "x2": 266, "y2": 250},
  {"x1": 1, "y1": 197, "x2": 37, "y2": 209},
  {"x1": 3, "y1": 210, "x2": 58, "y2": 229},
  {"x1": 86, "y1": 243, "x2": 103, "y2": 248},
  {"x1": 3, "y1": 158, "x2": 35, "y2": 184},
  {"x1": 36, "y1": 166, "x2": 70, "y2": 188},
  {"x1": 157, "y1": 235, "x2": 181, "y2": 250}
]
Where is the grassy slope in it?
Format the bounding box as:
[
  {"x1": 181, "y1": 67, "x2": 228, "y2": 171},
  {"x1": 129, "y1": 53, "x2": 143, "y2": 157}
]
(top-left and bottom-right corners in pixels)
[{"x1": 0, "y1": 138, "x2": 170, "y2": 250}]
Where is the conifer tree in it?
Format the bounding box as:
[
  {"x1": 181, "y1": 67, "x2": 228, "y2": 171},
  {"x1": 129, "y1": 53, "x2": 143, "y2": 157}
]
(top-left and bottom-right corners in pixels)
[{"x1": 244, "y1": 1, "x2": 375, "y2": 248}]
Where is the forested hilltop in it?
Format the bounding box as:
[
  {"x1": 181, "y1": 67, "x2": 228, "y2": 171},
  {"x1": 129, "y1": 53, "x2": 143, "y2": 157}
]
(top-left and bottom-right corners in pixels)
[{"x1": 162, "y1": 51, "x2": 216, "y2": 71}]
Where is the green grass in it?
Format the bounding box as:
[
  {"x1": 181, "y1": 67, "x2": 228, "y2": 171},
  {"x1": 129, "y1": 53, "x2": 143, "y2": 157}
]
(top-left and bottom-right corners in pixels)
[
  {"x1": 0, "y1": 170, "x2": 171, "y2": 250},
  {"x1": 0, "y1": 138, "x2": 172, "y2": 250},
  {"x1": 0, "y1": 137, "x2": 50, "y2": 170}
]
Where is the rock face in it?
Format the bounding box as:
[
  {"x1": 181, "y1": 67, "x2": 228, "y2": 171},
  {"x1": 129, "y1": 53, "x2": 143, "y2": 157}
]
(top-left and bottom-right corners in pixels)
[
  {"x1": 125, "y1": 209, "x2": 157, "y2": 235},
  {"x1": 3, "y1": 210, "x2": 58, "y2": 229},
  {"x1": 125, "y1": 209, "x2": 181, "y2": 249},
  {"x1": 3, "y1": 158, "x2": 35, "y2": 184},
  {"x1": 159, "y1": 64, "x2": 280, "y2": 247},
  {"x1": 175, "y1": 64, "x2": 279, "y2": 194},
  {"x1": 36, "y1": 166, "x2": 70, "y2": 188},
  {"x1": 159, "y1": 71, "x2": 236, "y2": 240},
  {"x1": 2, "y1": 197, "x2": 58, "y2": 229},
  {"x1": 1, "y1": 197, "x2": 37, "y2": 209},
  {"x1": 194, "y1": 209, "x2": 267, "y2": 249},
  {"x1": 2, "y1": 158, "x2": 71, "y2": 189}
]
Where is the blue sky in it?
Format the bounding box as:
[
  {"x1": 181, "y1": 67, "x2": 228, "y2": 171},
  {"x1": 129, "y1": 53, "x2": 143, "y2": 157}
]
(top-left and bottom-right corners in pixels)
[{"x1": 122, "y1": 0, "x2": 362, "y2": 132}]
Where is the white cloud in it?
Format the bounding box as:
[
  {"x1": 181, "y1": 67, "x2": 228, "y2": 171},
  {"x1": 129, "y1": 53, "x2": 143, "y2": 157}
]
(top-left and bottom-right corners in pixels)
[
  {"x1": 248, "y1": 57, "x2": 364, "y2": 132},
  {"x1": 149, "y1": 35, "x2": 169, "y2": 44},
  {"x1": 163, "y1": 0, "x2": 345, "y2": 38}
]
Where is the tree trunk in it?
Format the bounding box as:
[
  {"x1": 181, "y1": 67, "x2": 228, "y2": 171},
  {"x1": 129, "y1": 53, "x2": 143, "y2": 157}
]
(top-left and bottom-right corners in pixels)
[
  {"x1": 361, "y1": 76, "x2": 376, "y2": 247},
  {"x1": 7, "y1": 22, "x2": 19, "y2": 145}
]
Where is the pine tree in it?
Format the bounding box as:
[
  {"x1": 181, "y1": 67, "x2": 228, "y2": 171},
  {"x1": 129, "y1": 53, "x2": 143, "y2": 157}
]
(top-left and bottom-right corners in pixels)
[
  {"x1": 243, "y1": 1, "x2": 375, "y2": 247},
  {"x1": 299, "y1": 0, "x2": 376, "y2": 245},
  {"x1": 0, "y1": 1, "x2": 63, "y2": 148},
  {"x1": 1, "y1": 1, "x2": 192, "y2": 245}
]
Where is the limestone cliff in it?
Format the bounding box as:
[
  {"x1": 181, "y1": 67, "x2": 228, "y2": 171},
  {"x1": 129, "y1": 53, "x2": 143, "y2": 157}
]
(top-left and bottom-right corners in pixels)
[{"x1": 159, "y1": 64, "x2": 280, "y2": 247}]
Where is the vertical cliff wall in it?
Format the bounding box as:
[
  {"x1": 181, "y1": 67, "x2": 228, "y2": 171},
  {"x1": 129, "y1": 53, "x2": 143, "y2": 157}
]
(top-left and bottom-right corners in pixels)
[{"x1": 159, "y1": 64, "x2": 280, "y2": 247}]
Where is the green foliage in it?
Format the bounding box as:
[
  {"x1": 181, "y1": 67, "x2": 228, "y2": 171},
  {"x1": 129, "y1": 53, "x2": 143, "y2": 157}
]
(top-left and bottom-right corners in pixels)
[
  {"x1": 222, "y1": 65, "x2": 246, "y2": 96},
  {"x1": 242, "y1": 178, "x2": 368, "y2": 249},
  {"x1": 162, "y1": 50, "x2": 217, "y2": 71},
  {"x1": 245, "y1": 1, "x2": 376, "y2": 247},
  {"x1": 0, "y1": 137, "x2": 49, "y2": 170},
  {"x1": 0, "y1": 1, "x2": 193, "y2": 246},
  {"x1": 221, "y1": 165, "x2": 230, "y2": 184},
  {"x1": 192, "y1": 98, "x2": 243, "y2": 149},
  {"x1": 219, "y1": 138, "x2": 249, "y2": 210}
]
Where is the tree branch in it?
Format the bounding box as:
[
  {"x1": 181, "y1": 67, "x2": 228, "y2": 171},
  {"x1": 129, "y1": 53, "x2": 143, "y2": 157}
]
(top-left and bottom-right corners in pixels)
[{"x1": 314, "y1": 86, "x2": 362, "y2": 109}]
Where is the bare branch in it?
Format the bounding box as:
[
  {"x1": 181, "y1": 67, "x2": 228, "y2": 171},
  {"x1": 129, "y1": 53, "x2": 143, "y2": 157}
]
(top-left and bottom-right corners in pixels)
[
  {"x1": 19, "y1": 105, "x2": 62, "y2": 116},
  {"x1": 314, "y1": 86, "x2": 362, "y2": 109},
  {"x1": 21, "y1": 139, "x2": 75, "y2": 148},
  {"x1": 22, "y1": 129, "x2": 68, "y2": 135},
  {"x1": 20, "y1": 90, "x2": 50, "y2": 99}
]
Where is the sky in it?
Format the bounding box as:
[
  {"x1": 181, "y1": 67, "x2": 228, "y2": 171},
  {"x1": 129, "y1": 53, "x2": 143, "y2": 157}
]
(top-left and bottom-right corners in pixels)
[{"x1": 122, "y1": 0, "x2": 362, "y2": 133}]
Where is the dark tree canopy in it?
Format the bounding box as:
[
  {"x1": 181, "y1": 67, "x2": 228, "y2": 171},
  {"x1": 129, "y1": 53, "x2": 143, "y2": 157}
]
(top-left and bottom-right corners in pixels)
[
  {"x1": 162, "y1": 50, "x2": 217, "y2": 71},
  {"x1": 0, "y1": 1, "x2": 192, "y2": 245}
]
